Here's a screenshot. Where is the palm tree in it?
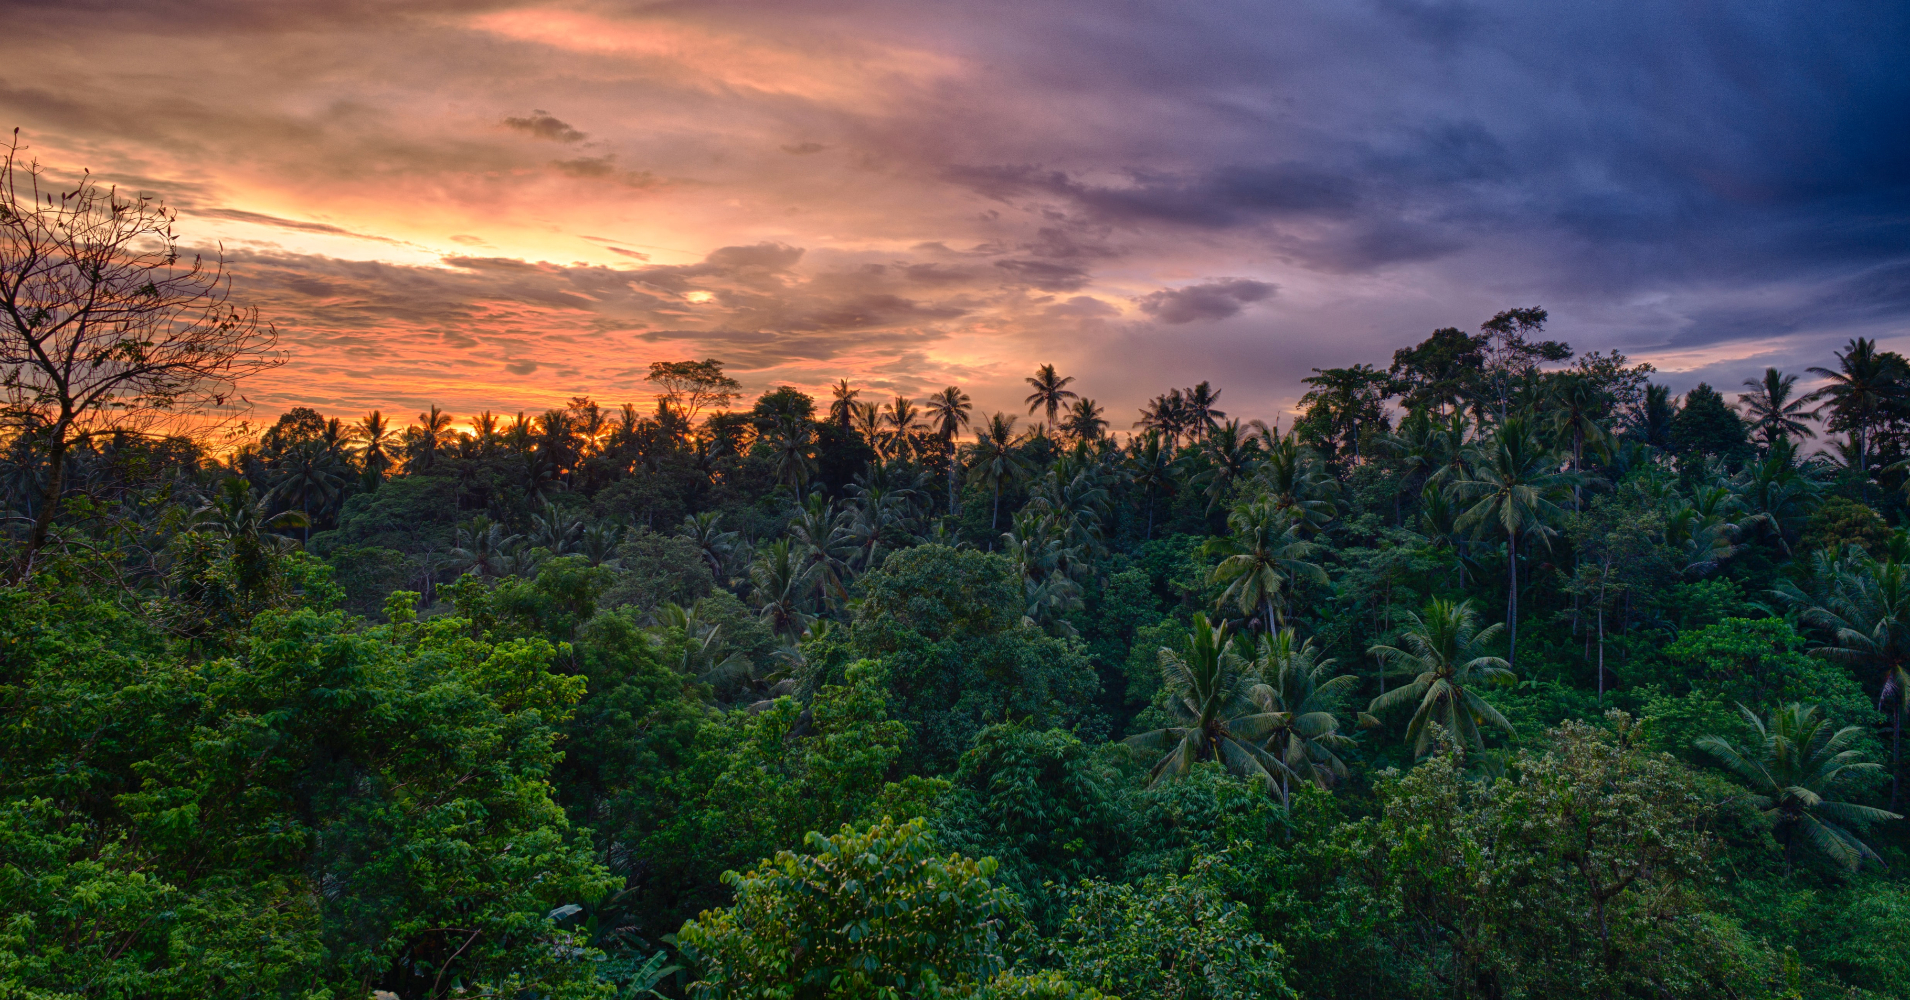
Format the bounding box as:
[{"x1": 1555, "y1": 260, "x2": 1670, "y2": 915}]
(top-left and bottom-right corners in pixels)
[
  {"x1": 1778, "y1": 552, "x2": 1910, "y2": 809},
  {"x1": 1807, "y1": 337, "x2": 1903, "y2": 495},
  {"x1": 852, "y1": 401, "x2": 885, "y2": 454},
  {"x1": 964, "y1": 413, "x2": 1026, "y2": 533},
  {"x1": 1546, "y1": 372, "x2": 1610, "y2": 507},
  {"x1": 1134, "y1": 389, "x2": 1190, "y2": 449},
  {"x1": 1366, "y1": 598, "x2": 1516, "y2": 757},
  {"x1": 828, "y1": 379, "x2": 860, "y2": 432},
  {"x1": 1195, "y1": 419, "x2": 1262, "y2": 512},
  {"x1": 193, "y1": 478, "x2": 307, "y2": 551},
  {"x1": 843, "y1": 461, "x2": 924, "y2": 573},
  {"x1": 924, "y1": 386, "x2": 972, "y2": 516},
  {"x1": 1208, "y1": 503, "x2": 1326, "y2": 632},
  {"x1": 787, "y1": 493, "x2": 855, "y2": 603},
  {"x1": 449, "y1": 515, "x2": 523, "y2": 578},
  {"x1": 1246, "y1": 629, "x2": 1364, "y2": 797},
  {"x1": 1739, "y1": 368, "x2": 1819, "y2": 449},
  {"x1": 764, "y1": 414, "x2": 818, "y2": 492},
  {"x1": 1254, "y1": 426, "x2": 1339, "y2": 530},
  {"x1": 1123, "y1": 614, "x2": 1300, "y2": 802},
  {"x1": 528, "y1": 502, "x2": 585, "y2": 555},
  {"x1": 1729, "y1": 438, "x2": 1824, "y2": 556},
  {"x1": 884, "y1": 395, "x2": 921, "y2": 460},
  {"x1": 1126, "y1": 430, "x2": 1177, "y2": 540},
  {"x1": 471, "y1": 411, "x2": 502, "y2": 457},
  {"x1": 750, "y1": 538, "x2": 818, "y2": 642},
  {"x1": 678, "y1": 511, "x2": 738, "y2": 580},
  {"x1": 1024, "y1": 363, "x2": 1079, "y2": 427},
  {"x1": 352, "y1": 411, "x2": 397, "y2": 483},
  {"x1": 1448, "y1": 416, "x2": 1576, "y2": 669},
  {"x1": 1185, "y1": 381, "x2": 1225, "y2": 442},
  {"x1": 267, "y1": 439, "x2": 347, "y2": 545},
  {"x1": 1061, "y1": 397, "x2": 1108, "y2": 443},
  {"x1": 578, "y1": 522, "x2": 625, "y2": 567},
  {"x1": 409, "y1": 405, "x2": 455, "y2": 471},
  {"x1": 1697, "y1": 703, "x2": 1901, "y2": 873},
  {"x1": 1627, "y1": 384, "x2": 1678, "y2": 450}
]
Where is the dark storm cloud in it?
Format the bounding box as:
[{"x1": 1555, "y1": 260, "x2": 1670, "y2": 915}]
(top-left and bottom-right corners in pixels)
[
  {"x1": 947, "y1": 163, "x2": 1358, "y2": 229},
  {"x1": 1137, "y1": 279, "x2": 1277, "y2": 324}
]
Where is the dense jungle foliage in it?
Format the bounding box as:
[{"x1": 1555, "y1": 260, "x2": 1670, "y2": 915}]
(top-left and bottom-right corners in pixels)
[{"x1": 11, "y1": 317, "x2": 1910, "y2": 999}]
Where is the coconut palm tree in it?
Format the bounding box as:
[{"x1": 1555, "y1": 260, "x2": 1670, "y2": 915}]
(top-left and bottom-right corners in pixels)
[
  {"x1": 408, "y1": 405, "x2": 455, "y2": 472},
  {"x1": 1698, "y1": 703, "x2": 1901, "y2": 873},
  {"x1": 1126, "y1": 430, "x2": 1178, "y2": 540},
  {"x1": 828, "y1": 379, "x2": 860, "y2": 432},
  {"x1": 964, "y1": 412, "x2": 1027, "y2": 533},
  {"x1": 528, "y1": 502, "x2": 585, "y2": 555},
  {"x1": 1185, "y1": 381, "x2": 1225, "y2": 442},
  {"x1": 1739, "y1": 367, "x2": 1819, "y2": 449},
  {"x1": 1208, "y1": 503, "x2": 1326, "y2": 631},
  {"x1": 843, "y1": 462, "x2": 922, "y2": 573},
  {"x1": 764, "y1": 414, "x2": 818, "y2": 493},
  {"x1": 884, "y1": 395, "x2": 921, "y2": 460},
  {"x1": 787, "y1": 492, "x2": 856, "y2": 603},
  {"x1": 924, "y1": 386, "x2": 972, "y2": 515},
  {"x1": 578, "y1": 522, "x2": 625, "y2": 568},
  {"x1": 1546, "y1": 372, "x2": 1610, "y2": 508},
  {"x1": 266, "y1": 439, "x2": 348, "y2": 545},
  {"x1": 1729, "y1": 438, "x2": 1824, "y2": 556},
  {"x1": 1254, "y1": 426, "x2": 1339, "y2": 530},
  {"x1": 352, "y1": 410, "x2": 397, "y2": 483},
  {"x1": 1246, "y1": 629, "x2": 1365, "y2": 797},
  {"x1": 449, "y1": 515, "x2": 522, "y2": 578},
  {"x1": 1448, "y1": 416, "x2": 1576, "y2": 669},
  {"x1": 1366, "y1": 598, "x2": 1516, "y2": 756},
  {"x1": 1134, "y1": 389, "x2": 1190, "y2": 449},
  {"x1": 1123, "y1": 614, "x2": 1301, "y2": 802},
  {"x1": 1060, "y1": 397, "x2": 1108, "y2": 443},
  {"x1": 193, "y1": 477, "x2": 306, "y2": 551},
  {"x1": 1195, "y1": 419, "x2": 1262, "y2": 512},
  {"x1": 678, "y1": 511, "x2": 738, "y2": 580},
  {"x1": 852, "y1": 400, "x2": 885, "y2": 454},
  {"x1": 1807, "y1": 337, "x2": 1903, "y2": 495},
  {"x1": 1024, "y1": 363, "x2": 1079, "y2": 427},
  {"x1": 750, "y1": 538, "x2": 818, "y2": 642},
  {"x1": 1777, "y1": 553, "x2": 1910, "y2": 810}
]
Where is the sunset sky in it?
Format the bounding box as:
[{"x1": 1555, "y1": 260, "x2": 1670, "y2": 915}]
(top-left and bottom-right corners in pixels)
[{"x1": 5, "y1": 1, "x2": 1908, "y2": 429}]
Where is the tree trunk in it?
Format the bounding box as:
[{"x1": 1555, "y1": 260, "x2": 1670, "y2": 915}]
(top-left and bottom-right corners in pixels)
[
  {"x1": 1893, "y1": 707, "x2": 1902, "y2": 812},
  {"x1": 1506, "y1": 530, "x2": 1519, "y2": 671},
  {"x1": 23, "y1": 429, "x2": 69, "y2": 575},
  {"x1": 948, "y1": 451, "x2": 959, "y2": 517}
]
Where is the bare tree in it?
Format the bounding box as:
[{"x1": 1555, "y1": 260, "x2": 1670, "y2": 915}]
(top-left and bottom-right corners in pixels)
[{"x1": 0, "y1": 131, "x2": 280, "y2": 572}]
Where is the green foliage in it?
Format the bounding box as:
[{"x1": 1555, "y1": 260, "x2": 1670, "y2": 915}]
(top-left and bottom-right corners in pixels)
[
  {"x1": 1047, "y1": 856, "x2": 1297, "y2": 1000},
  {"x1": 1359, "y1": 713, "x2": 1780, "y2": 998},
  {"x1": 0, "y1": 580, "x2": 614, "y2": 999},
  {"x1": 937, "y1": 724, "x2": 1128, "y2": 923},
  {"x1": 311, "y1": 473, "x2": 461, "y2": 554},
  {"x1": 617, "y1": 661, "x2": 948, "y2": 941},
  {"x1": 326, "y1": 542, "x2": 413, "y2": 617},
  {"x1": 1801, "y1": 497, "x2": 1891, "y2": 556},
  {"x1": 676, "y1": 816, "x2": 1019, "y2": 999},
  {"x1": 847, "y1": 546, "x2": 1099, "y2": 769}
]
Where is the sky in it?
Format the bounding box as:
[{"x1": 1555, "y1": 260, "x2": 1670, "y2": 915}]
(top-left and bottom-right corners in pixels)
[{"x1": 4, "y1": 0, "x2": 1908, "y2": 431}]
